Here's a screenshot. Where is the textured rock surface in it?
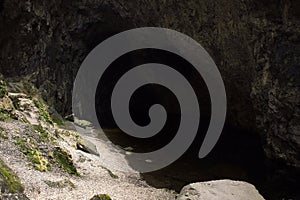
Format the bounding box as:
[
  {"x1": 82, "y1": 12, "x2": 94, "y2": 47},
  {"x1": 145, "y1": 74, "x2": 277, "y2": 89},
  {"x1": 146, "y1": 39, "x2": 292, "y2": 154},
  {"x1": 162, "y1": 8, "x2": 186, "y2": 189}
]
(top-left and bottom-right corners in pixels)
[
  {"x1": 177, "y1": 180, "x2": 265, "y2": 200},
  {"x1": 0, "y1": 0, "x2": 299, "y2": 168}
]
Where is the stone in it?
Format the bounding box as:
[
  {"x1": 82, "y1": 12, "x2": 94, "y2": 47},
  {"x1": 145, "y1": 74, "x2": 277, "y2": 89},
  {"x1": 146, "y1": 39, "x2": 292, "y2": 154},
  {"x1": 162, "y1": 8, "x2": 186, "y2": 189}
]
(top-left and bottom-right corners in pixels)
[
  {"x1": 90, "y1": 194, "x2": 112, "y2": 200},
  {"x1": 177, "y1": 180, "x2": 265, "y2": 200},
  {"x1": 76, "y1": 138, "x2": 99, "y2": 156}
]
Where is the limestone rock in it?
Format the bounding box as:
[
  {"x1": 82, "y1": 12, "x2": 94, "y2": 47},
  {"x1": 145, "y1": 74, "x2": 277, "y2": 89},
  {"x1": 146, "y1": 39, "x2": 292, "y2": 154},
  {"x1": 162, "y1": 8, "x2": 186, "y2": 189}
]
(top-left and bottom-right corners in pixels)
[
  {"x1": 76, "y1": 138, "x2": 99, "y2": 156},
  {"x1": 177, "y1": 180, "x2": 265, "y2": 200}
]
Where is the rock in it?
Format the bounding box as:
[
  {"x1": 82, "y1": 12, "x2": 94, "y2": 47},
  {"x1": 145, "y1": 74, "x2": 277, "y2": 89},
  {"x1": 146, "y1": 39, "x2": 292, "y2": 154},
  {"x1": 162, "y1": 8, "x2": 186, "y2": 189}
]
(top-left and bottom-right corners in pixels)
[
  {"x1": 177, "y1": 180, "x2": 265, "y2": 200},
  {"x1": 76, "y1": 138, "x2": 99, "y2": 156},
  {"x1": 7, "y1": 93, "x2": 56, "y2": 127},
  {"x1": 64, "y1": 114, "x2": 74, "y2": 122},
  {"x1": 0, "y1": 158, "x2": 28, "y2": 199},
  {"x1": 90, "y1": 194, "x2": 112, "y2": 200},
  {"x1": 9, "y1": 96, "x2": 40, "y2": 125},
  {"x1": 53, "y1": 146, "x2": 79, "y2": 176},
  {"x1": 0, "y1": 96, "x2": 14, "y2": 112},
  {"x1": 74, "y1": 118, "x2": 92, "y2": 128},
  {"x1": 7, "y1": 93, "x2": 28, "y2": 102}
]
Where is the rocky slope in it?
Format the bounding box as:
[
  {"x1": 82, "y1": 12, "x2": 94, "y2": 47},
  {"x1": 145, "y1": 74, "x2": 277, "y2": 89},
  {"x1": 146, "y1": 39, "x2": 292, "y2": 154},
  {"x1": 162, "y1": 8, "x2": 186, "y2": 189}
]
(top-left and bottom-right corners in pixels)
[{"x1": 0, "y1": 80, "x2": 177, "y2": 199}]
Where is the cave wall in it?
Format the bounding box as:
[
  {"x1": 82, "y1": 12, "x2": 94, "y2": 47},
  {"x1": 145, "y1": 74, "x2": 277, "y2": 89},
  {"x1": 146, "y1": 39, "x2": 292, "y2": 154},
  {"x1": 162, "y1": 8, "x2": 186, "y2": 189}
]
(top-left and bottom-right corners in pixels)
[{"x1": 0, "y1": 0, "x2": 299, "y2": 167}]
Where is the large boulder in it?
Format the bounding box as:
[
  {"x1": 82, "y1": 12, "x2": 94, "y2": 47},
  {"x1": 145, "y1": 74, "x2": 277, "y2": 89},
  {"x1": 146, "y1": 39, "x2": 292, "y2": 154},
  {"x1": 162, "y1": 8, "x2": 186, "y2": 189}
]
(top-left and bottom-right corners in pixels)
[{"x1": 177, "y1": 180, "x2": 265, "y2": 200}]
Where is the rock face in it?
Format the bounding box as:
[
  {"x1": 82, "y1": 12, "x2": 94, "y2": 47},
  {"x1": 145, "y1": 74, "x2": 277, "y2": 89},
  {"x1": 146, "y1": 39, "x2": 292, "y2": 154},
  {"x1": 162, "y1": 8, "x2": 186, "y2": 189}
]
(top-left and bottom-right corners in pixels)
[
  {"x1": 0, "y1": 0, "x2": 299, "y2": 168},
  {"x1": 177, "y1": 180, "x2": 265, "y2": 200}
]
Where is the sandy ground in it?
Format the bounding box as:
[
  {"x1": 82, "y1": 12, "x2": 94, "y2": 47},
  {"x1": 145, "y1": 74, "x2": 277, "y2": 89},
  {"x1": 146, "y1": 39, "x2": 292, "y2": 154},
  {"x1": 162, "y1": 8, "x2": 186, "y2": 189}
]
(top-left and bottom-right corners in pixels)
[{"x1": 0, "y1": 120, "x2": 176, "y2": 200}]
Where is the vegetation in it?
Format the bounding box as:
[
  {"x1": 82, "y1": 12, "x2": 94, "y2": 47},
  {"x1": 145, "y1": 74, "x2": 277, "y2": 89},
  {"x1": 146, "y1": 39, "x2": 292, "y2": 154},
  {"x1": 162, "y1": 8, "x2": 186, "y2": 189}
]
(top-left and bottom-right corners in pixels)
[
  {"x1": 0, "y1": 108, "x2": 12, "y2": 121},
  {"x1": 53, "y1": 147, "x2": 79, "y2": 176},
  {"x1": 33, "y1": 98, "x2": 53, "y2": 125},
  {"x1": 0, "y1": 96, "x2": 13, "y2": 121},
  {"x1": 90, "y1": 194, "x2": 112, "y2": 200},
  {"x1": 32, "y1": 124, "x2": 54, "y2": 142},
  {"x1": 14, "y1": 136, "x2": 50, "y2": 172},
  {"x1": 0, "y1": 126, "x2": 8, "y2": 140},
  {"x1": 0, "y1": 80, "x2": 7, "y2": 98},
  {"x1": 101, "y1": 166, "x2": 118, "y2": 179},
  {"x1": 51, "y1": 113, "x2": 64, "y2": 126},
  {"x1": 0, "y1": 158, "x2": 24, "y2": 193},
  {"x1": 26, "y1": 149, "x2": 50, "y2": 172}
]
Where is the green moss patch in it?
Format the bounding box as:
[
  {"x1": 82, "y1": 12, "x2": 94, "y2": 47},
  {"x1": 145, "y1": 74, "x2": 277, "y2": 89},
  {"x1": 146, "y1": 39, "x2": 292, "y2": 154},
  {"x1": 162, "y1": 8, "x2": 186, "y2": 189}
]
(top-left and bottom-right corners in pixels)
[
  {"x1": 100, "y1": 166, "x2": 118, "y2": 179},
  {"x1": 33, "y1": 99, "x2": 53, "y2": 125},
  {"x1": 25, "y1": 150, "x2": 50, "y2": 172},
  {"x1": 32, "y1": 124, "x2": 54, "y2": 142},
  {"x1": 0, "y1": 110, "x2": 11, "y2": 121},
  {"x1": 0, "y1": 158, "x2": 24, "y2": 193},
  {"x1": 14, "y1": 136, "x2": 50, "y2": 172},
  {"x1": 0, "y1": 80, "x2": 8, "y2": 98},
  {"x1": 0, "y1": 126, "x2": 8, "y2": 140},
  {"x1": 90, "y1": 194, "x2": 112, "y2": 200},
  {"x1": 53, "y1": 147, "x2": 79, "y2": 176},
  {"x1": 51, "y1": 113, "x2": 64, "y2": 126}
]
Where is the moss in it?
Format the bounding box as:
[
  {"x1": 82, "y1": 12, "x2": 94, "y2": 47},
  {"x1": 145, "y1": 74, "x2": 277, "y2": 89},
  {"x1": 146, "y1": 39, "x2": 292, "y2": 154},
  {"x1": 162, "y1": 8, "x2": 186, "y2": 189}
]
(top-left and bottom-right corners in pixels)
[
  {"x1": 14, "y1": 136, "x2": 50, "y2": 172},
  {"x1": 90, "y1": 194, "x2": 112, "y2": 200},
  {"x1": 25, "y1": 150, "x2": 50, "y2": 172},
  {"x1": 101, "y1": 166, "x2": 118, "y2": 179},
  {"x1": 60, "y1": 130, "x2": 80, "y2": 138},
  {"x1": 53, "y1": 147, "x2": 79, "y2": 176},
  {"x1": 0, "y1": 126, "x2": 8, "y2": 140},
  {"x1": 0, "y1": 158, "x2": 24, "y2": 193},
  {"x1": 0, "y1": 109, "x2": 11, "y2": 121},
  {"x1": 0, "y1": 80, "x2": 7, "y2": 98},
  {"x1": 33, "y1": 98, "x2": 53, "y2": 125},
  {"x1": 51, "y1": 114, "x2": 64, "y2": 126},
  {"x1": 32, "y1": 124, "x2": 53, "y2": 142}
]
